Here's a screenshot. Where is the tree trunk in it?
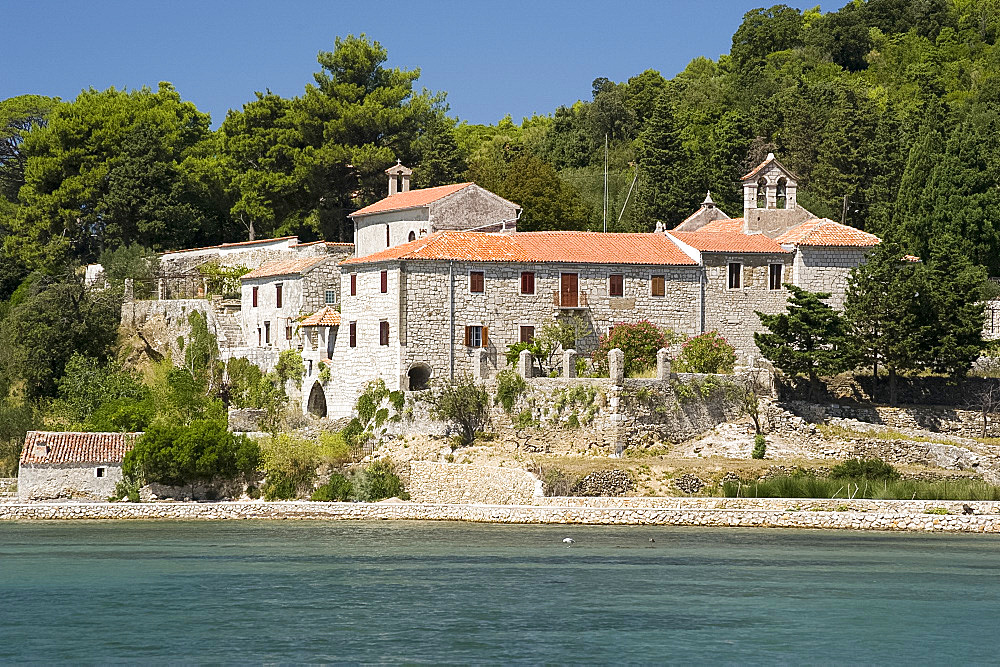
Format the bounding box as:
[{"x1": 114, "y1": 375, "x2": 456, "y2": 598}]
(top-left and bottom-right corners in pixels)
[{"x1": 888, "y1": 366, "x2": 898, "y2": 407}]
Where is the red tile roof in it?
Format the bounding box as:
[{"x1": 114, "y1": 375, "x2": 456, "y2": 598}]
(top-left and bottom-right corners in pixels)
[
  {"x1": 20, "y1": 431, "x2": 140, "y2": 465},
  {"x1": 241, "y1": 256, "x2": 328, "y2": 280},
  {"x1": 669, "y1": 230, "x2": 789, "y2": 254},
  {"x1": 300, "y1": 307, "x2": 341, "y2": 327},
  {"x1": 695, "y1": 217, "x2": 745, "y2": 233},
  {"x1": 341, "y1": 231, "x2": 698, "y2": 266},
  {"x1": 774, "y1": 218, "x2": 880, "y2": 247},
  {"x1": 351, "y1": 183, "x2": 474, "y2": 217}
]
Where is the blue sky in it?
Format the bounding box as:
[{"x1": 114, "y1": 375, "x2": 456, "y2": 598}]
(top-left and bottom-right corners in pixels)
[{"x1": 2, "y1": 1, "x2": 805, "y2": 126}]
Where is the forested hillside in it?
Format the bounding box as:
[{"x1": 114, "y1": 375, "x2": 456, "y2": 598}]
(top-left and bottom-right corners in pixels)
[{"x1": 1, "y1": 0, "x2": 999, "y2": 470}]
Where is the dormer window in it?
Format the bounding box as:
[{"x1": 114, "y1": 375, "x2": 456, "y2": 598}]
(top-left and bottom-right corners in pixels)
[
  {"x1": 756, "y1": 178, "x2": 767, "y2": 209},
  {"x1": 776, "y1": 178, "x2": 787, "y2": 209}
]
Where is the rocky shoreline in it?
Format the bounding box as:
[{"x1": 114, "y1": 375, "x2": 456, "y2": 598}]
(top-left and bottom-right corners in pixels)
[{"x1": 2, "y1": 499, "x2": 1000, "y2": 532}]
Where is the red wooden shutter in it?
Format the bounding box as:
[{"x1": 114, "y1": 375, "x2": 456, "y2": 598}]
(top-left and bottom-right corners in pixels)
[
  {"x1": 380, "y1": 270, "x2": 388, "y2": 293},
  {"x1": 380, "y1": 321, "x2": 389, "y2": 345},
  {"x1": 275, "y1": 284, "x2": 282, "y2": 308},
  {"x1": 470, "y1": 271, "x2": 484, "y2": 293},
  {"x1": 482, "y1": 326, "x2": 489, "y2": 347},
  {"x1": 386, "y1": 224, "x2": 390, "y2": 247},
  {"x1": 610, "y1": 274, "x2": 624, "y2": 297},
  {"x1": 350, "y1": 274, "x2": 357, "y2": 296},
  {"x1": 349, "y1": 322, "x2": 357, "y2": 347},
  {"x1": 521, "y1": 271, "x2": 535, "y2": 294},
  {"x1": 560, "y1": 273, "x2": 578, "y2": 307},
  {"x1": 252, "y1": 286, "x2": 258, "y2": 307}
]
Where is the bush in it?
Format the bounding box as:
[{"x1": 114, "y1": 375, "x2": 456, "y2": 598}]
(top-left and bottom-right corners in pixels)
[
  {"x1": 539, "y1": 467, "x2": 579, "y2": 496},
  {"x1": 123, "y1": 418, "x2": 260, "y2": 488},
  {"x1": 311, "y1": 472, "x2": 354, "y2": 501},
  {"x1": 752, "y1": 434, "x2": 766, "y2": 459},
  {"x1": 275, "y1": 349, "x2": 306, "y2": 389},
  {"x1": 592, "y1": 320, "x2": 674, "y2": 377},
  {"x1": 723, "y1": 475, "x2": 1000, "y2": 501},
  {"x1": 674, "y1": 331, "x2": 736, "y2": 374},
  {"x1": 830, "y1": 458, "x2": 900, "y2": 481},
  {"x1": 353, "y1": 459, "x2": 408, "y2": 501},
  {"x1": 430, "y1": 375, "x2": 491, "y2": 446},
  {"x1": 494, "y1": 369, "x2": 526, "y2": 414}
]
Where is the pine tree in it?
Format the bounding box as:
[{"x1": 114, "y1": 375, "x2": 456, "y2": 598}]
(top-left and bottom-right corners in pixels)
[
  {"x1": 411, "y1": 116, "x2": 466, "y2": 189},
  {"x1": 892, "y1": 100, "x2": 946, "y2": 254},
  {"x1": 755, "y1": 285, "x2": 853, "y2": 400},
  {"x1": 634, "y1": 91, "x2": 695, "y2": 229}
]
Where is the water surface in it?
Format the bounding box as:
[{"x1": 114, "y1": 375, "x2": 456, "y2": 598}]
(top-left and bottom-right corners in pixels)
[{"x1": 2, "y1": 521, "x2": 998, "y2": 663}]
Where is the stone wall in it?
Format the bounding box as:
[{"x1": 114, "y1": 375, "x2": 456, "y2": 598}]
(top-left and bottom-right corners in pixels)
[
  {"x1": 794, "y1": 247, "x2": 868, "y2": 310},
  {"x1": 790, "y1": 401, "x2": 1000, "y2": 439},
  {"x1": 428, "y1": 185, "x2": 518, "y2": 232},
  {"x1": 121, "y1": 298, "x2": 217, "y2": 363},
  {"x1": 354, "y1": 208, "x2": 430, "y2": 259},
  {"x1": 0, "y1": 478, "x2": 16, "y2": 494},
  {"x1": 408, "y1": 461, "x2": 542, "y2": 504},
  {"x1": 2, "y1": 500, "x2": 999, "y2": 532},
  {"x1": 18, "y1": 464, "x2": 122, "y2": 501},
  {"x1": 779, "y1": 373, "x2": 998, "y2": 407}
]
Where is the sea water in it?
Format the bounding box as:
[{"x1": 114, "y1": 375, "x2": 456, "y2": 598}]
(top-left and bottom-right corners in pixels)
[{"x1": 1, "y1": 521, "x2": 999, "y2": 664}]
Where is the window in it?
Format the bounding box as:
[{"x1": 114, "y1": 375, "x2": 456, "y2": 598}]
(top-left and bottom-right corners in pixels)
[
  {"x1": 520, "y1": 326, "x2": 535, "y2": 343},
  {"x1": 380, "y1": 270, "x2": 388, "y2": 293},
  {"x1": 252, "y1": 286, "x2": 258, "y2": 307},
  {"x1": 386, "y1": 224, "x2": 390, "y2": 247},
  {"x1": 464, "y1": 325, "x2": 487, "y2": 348},
  {"x1": 769, "y1": 264, "x2": 783, "y2": 290},
  {"x1": 560, "y1": 273, "x2": 578, "y2": 307},
  {"x1": 651, "y1": 274, "x2": 665, "y2": 297},
  {"x1": 776, "y1": 177, "x2": 787, "y2": 209},
  {"x1": 350, "y1": 274, "x2": 357, "y2": 296},
  {"x1": 258, "y1": 328, "x2": 262, "y2": 345},
  {"x1": 756, "y1": 177, "x2": 767, "y2": 208},
  {"x1": 275, "y1": 283, "x2": 283, "y2": 308},
  {"x1": 470, "y1": 271, "x2": 485, "y2": 293},
  {"x1": 728, "y1": 263, "x2": 742, "y2": 289},
  {"x1": 349, "y1": 321, "x2": 357, "y2": 347},
  {"x1": 520, "y1": 271, "x2": 535, "y2": 295},
  {"x1": 308, "y1": 360, "x2": 313, "y2": 376},
  {"x1": 264, "y1": 321, "x2": 271, "y2": 344},
  {"x1": 609, "y1": 274, "x2": 624, "y2": 297},
  {"x1": 95, "y1": 467, "x2": 106, "y2": 478},
  {"x1": 380, "y1": 320, "x2": 390, "y2": 346},
  {"x1": 286, "y1": 325, "x2": 293, "y2": 340},
  {"x1": 408, "y1": 231, "x2": 416, "y2": 242},
  {"x1": 325, "y1": 290, "x2": 336, "y2": 305}
]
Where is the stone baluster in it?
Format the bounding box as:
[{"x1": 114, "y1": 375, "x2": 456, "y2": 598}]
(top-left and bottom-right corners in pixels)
[
  {"x1": 608, "y1": 348, "x2": 624, "y2": 385},
  {"x1": 517, "y1": 349, "x2": 533, "y2": 379},
  {"x1": 563, "y1": 349, "x2": 577, "y2": 379},
  {"x1": 657, "y1": 348, "x2": 672, "y2": 382}
]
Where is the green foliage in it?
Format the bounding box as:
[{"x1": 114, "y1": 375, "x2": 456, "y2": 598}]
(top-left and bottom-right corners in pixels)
[
  {"x1": 752, "y1": 434, "x2": 766, "y2": 459},
  {"x1": 344, "y1": 379, "x2": 404, "y2": 452},
  {"x1": 318, "y1": 364, "x2": 331, "y2": 383},
  {"x1": 675, "y1": 331, "x2": 736, "y2": 374},
  {"x1": 830, "y1": 458, "x2": 901, "y2": 482},
  {"x1": 756, "y1": 285, "x2": 853, "y2": 399},
  {"x1": 494, "y1": 369, "x2": 527, "y2": 414},
  {"x1": 514, "y1": 409, "x2": 538, "y2": 429},
  {"x1": 224, "y1": 357, "x2": 286, "y2": 430},
  {"x1": 275, "y1": 349, "x2": 306, "y2": 389},
  {"x1": 197, "y1": 262, "x2": 249, "y2": 298},
  {"x1": 311, "y1": 472, "x2": 354, "y2": 501},
  {"x1": 723, "y1": 475, "x2": 1000, "y2": 501},
  {"x1": 259, "y1": 433, "x2": 322, "y2": 500},
  {"x1": 123, "y1": 419, "x2": 260, "y2": 488},
  {"x1": 183, "y1": 311, "x2": 222, "y2": 394},
  {"x1": 539, "y1": 467, "x2": 579, "y2": 497},
  {"x1": 53, "y1": 353, "x2": 149, "y2": 426},
  {"x1": 353, "y1": 458, "x2": 408, "y2": 502},
  {"x1": 593, "y1": 320, "x2": 673, "y2": 376},
  {"x1": 99, "y1": 243, "x2": 160, "y2": 299},
  {"x1": 430, "y1": 375, "x2": 491, "y2": 447}
]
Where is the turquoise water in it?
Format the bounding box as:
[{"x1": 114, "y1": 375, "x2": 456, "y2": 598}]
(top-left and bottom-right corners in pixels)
[{"x1": 2, "y1": 521, "x2": 999, "y2": 664}]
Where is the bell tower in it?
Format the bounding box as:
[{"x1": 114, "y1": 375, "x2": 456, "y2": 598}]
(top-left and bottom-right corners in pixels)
[
  {"x1": 386, "y1": 160, "x2": 412, "y2": 196},
  {"x1": 741, "y1": 153, "x2": 812, "y2": 237}
]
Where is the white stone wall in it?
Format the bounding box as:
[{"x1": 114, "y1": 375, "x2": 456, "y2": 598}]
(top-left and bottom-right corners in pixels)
[
  {"x1": 353, "y1": 208, "x2": 430, "y2": 259},
  {"x1": 408, "y1": 461, "x2": 542, "y2": 504},
  {"x1": 794, "y1": 247, "x2": 869, "y2": 309},
  {"x1": 19, "y1": 463, "x2": 123, "y2": 501}
]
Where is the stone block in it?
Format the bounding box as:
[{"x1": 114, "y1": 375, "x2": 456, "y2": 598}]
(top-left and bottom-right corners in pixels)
[
  {"x1": 657, "y1": 348, "x2": 671, "y2": 381},
  {"x1": 518, "y1": 349, "x2": 533, "y2": 379},
  {"x1": 608, "y1": 348, "x2": 624, "y2": 385},
  {"x1": 563, "y1": 349, "x2": 577, "y2": 379},
  {"x1": 473, "y1": 348, "x2": 489, "y2": 382}
]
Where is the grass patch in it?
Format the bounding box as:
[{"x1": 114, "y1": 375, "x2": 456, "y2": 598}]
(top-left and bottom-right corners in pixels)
[
  {"x1": 816, "y1": 423, "x2": 956, "y2": 446},
  {"x1": 723, "y1": 476, "x2": 1000, "y2": 501}
]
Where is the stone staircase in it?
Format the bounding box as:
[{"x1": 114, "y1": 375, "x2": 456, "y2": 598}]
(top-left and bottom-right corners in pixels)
[{"x1": 216, "y1": 312, "x2": 245, "y2": 347}]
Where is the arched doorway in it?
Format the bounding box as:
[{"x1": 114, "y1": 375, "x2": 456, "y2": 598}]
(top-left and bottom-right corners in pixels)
[
  {"x1": 307, "y1": 381, "x2": 327, "y2": 417},
  {"x1": 407, "y1": 363, "x2": 432, "y2": 390}
]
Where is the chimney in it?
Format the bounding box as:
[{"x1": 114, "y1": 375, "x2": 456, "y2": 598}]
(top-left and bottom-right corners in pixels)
[{"x1": 385, "y1": 160, "x2": 413, "y2": 196}]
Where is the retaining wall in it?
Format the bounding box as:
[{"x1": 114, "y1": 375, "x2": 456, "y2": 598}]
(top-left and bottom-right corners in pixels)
[
  {"x1": 2, "y1": 500, "x2": 999, "y2": 532},
  {"x1": 408, "y1": 461, "x2": 542, "y2": 504}
]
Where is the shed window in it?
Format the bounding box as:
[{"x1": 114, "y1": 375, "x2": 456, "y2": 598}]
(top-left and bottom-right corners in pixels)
[
  {"x1": 349, "y1": 321, "x2": 357, "y2": 347},
  {"x1": 252, "y1": 286, "x2": 258, "y2": 307},
  {"x1": 380, "y1": 320, "x2": 390, "y2": 346},
  {"x1": 520, "y1": 271, "x2": 535, "y2": 295},
  {"x1": 95, "y1": 467, "x2": 106, "y2": 478},
  {"x1": 729, "y1": 263, "x2": 742, "y2": 289},
  {"x1": 275, "y1": 283, "x2": 283, "y2": 308},
  {"x1": 325, "y1": 290, "x2": 336, "y2": 304},
  {"x1": 520, "y1": 326, "x2": 535, "y2": 343},
  {"x1": 470, "y1": 271, "x2": 485, "y2": 294},
  {"x1": 769, "y1": 264, "x2": 783, "y2": 290},
  {"x1": 651, "y1": 275, "x2": 665, "y2": 297},
  {"x1": 350, "y1": 273, "x2": 357, "y2": 296},
  {"x1": 464, "y1": 325, "x2": 487, "y2": 348},
  {"x1": 380, "y1": 270, "x2": 388, "y2": 293},
  {"x1": 609, "y1": 274, "x2": 624, "y2": 297}
]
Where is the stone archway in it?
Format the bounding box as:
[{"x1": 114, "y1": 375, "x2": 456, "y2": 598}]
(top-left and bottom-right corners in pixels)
[
  {"x1": 307, "y1": 381, "x2": 327, "y2": 417},
  {"x1": 407, "y1": 363, "x2": 432, "y2": 390}
]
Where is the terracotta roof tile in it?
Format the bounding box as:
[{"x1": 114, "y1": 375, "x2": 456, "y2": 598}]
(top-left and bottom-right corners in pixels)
[
  {"x1": 774, "y1": 218, "x2": 880, "y2": 247},
  {"x1": 300, "y1": 307, "x2": 341, "y2": 327},
  {"x1": 20, "y1": 431, "x2": 140, "y2": 465},
  {"x1": 669, "y1": 230, "x2": 789, "y2": 254},
  {"x1": 241, "y1": 256, "x2": 328, "y2": 280},
  {"x1": 351, "y1": 183, "x2": 474, "y2": 217},
  {"x1": 696, "y1": 217, "x2": 745, "y2": 233},
  {"x1": 341, "y1": 231, "x2": 697, "y2": 266}
]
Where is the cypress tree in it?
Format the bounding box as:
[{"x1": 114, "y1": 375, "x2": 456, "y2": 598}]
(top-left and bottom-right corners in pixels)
[{"x1": 634, "y1": 91, "x2": 695, "y2": 229}]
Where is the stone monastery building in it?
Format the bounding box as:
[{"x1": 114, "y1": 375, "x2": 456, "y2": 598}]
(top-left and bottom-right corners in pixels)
[{"x1": 127, "y1": 154, "x2": 880, "y2": 419}]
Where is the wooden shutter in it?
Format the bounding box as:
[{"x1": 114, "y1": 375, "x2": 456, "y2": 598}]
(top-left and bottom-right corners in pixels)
[
  {"x1": 651, "y1": 275, "x2": 665, "y2": 297},
  {"x1": 252, "y1": 286, "x2": 258, "y2": 307},
  {"x1": 610, "y1": 274, "x2": 624, "y2": 297},
  {"x1": 464, "y1": 326, "x2": 471, "y2": 347},
  {"x1": 380, "y1": 270, "x2": 388, "y2": 293},
  {"x1": 482, "y1": 326, "x2": 489, "y2": 347},
  {"x1": 521, "y1": 271, "x2": 534, "y2": 295},
  {"x1": 275, "y1": 284, "x2": 282, "y2": 308},
  {"x1": 380, "y1": 321, "x2": 389, "y2": 345},
  {"x1": 520, "y1": 326, "x2": 534, "y2": 343},
  {"x1": 349, "y1": 322, "x2": 357, "y2": 347},
  {"x1": 470, "y1": 271, "x2": 484, "y2": 293},
  {"x1": 350, "y1": 274, "x2": 357, "y2": 296},
  {"x1": 560, "y1": 273, "x2": 578, "y2": 307}
]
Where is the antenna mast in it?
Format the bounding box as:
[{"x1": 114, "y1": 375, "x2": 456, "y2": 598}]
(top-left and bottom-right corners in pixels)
[{"x1": 603, "y1": 134, "x2": 608, "y2": 233}]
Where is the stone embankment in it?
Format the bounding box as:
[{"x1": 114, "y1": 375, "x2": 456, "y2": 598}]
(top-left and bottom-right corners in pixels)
[{"x1": 2, "y1": 499, "x2": 999, "y2": 532}]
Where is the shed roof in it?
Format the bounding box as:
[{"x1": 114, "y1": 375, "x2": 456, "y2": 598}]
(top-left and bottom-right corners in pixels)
[
  {"x1": 300, "y1": 306, "x2": 341, "y2": 327},
  {"x1": 20, "y1": 431, "x2": 140, "y2": 465},
  {"x1": 774, "y1": 218, "x2": 880, "y2": 247}
]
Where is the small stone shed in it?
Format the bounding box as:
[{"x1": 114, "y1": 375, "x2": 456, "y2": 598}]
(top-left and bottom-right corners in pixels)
[{"x1": 18, "y1": 431, "x2": 141, "y2": 501}]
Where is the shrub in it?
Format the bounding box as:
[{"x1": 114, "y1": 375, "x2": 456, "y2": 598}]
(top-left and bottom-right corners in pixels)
[
  {"x1": 514, "y1": 409, "x2": 537, "y2": 428},
  {"x1": 495, "y1": 369, "x2": 526, "y2": 414},
  {"x1": 275, "y1": 349, "x2": 306, "y2": 389},
  {"x1": 592, "y1": 320, "x2": 675, "y2": 377},
  {"x1": 259, "y1": 433, "x2": 322, "y2": 500},
  {"x1": 311, "y1": 472, "x2": 354, "y2": 501},
  {"x1": 353, "y1": 459, "x2": 408, "y2": 501},
  {"x1": 830, "y1": 458, "x2": 900, "y2": 481},
  {"x1": 539, "y1": 467, "x2": 579, "y2": 496},
  {"x1": 752, "y1": 434, "x2": 766, "y2": 459},
  {"x1": 674, "y1": 331, "x2": 736, "y2": 374},
  {"x1": 430, "y1": 375, "x2": 491, "y2": 446},
  {"x1": 317, "y1": 430, "x2": 354, "y2": 467}
]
